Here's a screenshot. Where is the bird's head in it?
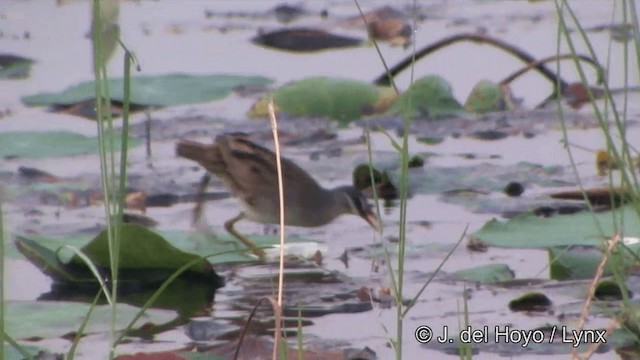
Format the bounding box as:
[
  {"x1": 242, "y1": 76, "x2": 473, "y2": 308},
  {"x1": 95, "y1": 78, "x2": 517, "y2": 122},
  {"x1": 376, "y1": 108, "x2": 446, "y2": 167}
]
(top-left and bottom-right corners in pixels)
[{"x1": 334, "y1": 186, "x2": 382, "y2": 233}]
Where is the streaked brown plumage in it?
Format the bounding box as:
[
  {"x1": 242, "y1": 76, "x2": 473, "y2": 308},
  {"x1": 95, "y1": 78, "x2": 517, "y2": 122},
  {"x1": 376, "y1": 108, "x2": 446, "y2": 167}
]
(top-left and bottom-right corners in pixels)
[{"x1": 176, "y1": 133, "x2": 381, "y2": 259}]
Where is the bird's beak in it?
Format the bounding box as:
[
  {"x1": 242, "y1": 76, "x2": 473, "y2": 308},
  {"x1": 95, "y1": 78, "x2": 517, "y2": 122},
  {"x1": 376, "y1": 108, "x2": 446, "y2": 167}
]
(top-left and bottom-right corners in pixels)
[{"x1": 362, "y1": 209, "x2": 383, "y2": 234}]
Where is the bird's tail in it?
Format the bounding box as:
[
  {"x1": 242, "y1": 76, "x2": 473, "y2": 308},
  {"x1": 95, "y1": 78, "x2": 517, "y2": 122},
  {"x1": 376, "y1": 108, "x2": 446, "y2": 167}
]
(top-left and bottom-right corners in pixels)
[
  {"x1": 176, "y1": 139, "x2": 225, "y2": 174},
  {"x1": 176, "y1": 140, "x2": 209, "y2": 162}
]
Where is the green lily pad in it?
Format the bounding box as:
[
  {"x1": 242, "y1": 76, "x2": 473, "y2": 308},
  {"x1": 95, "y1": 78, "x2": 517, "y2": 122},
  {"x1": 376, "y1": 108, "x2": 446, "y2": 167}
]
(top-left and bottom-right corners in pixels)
[
  {"x1": 14, "y1": 224, "x2": 316, "y2": 285},
  {"x1": 73, "y1": 224, "x2": 213, "y2": 273},
  {"x1": 593, "y1": 279, "x2": 630, "y2": 300},
  {"x1": 180, "y1": 353, "x2": 227, "y2": 360},
  {"x1": 416, "y1": 136, "x2": 445, "y2": 145},
  {"x1": 389, "y1": 75, "x2": 465, "y2": 119},
  {"x1": 0, "y1": 131, "x2": 141, "y2": 159},
  {"x1": 352, "y1": 164, "x2": 397, "y2": 199},
  {"x1": 4, "y1": 301, "x2": 176, "y2": 340},
  {"x1": 0, "y1": 54, "x2": 35, "y2": 80},
  {"x1": 22, "y1": 73, "x2": 273, "y2": 107},
  {"x1": 16, "y1": 237, "x2": 86, "y2": 283},
  {"x1": 154, "y1": 230, "x2": 315, "y2": 264},
  {"x1": 15, "y1": 224, "x2": 221, "y2": 285},
  {"x1": 548, "y1": 244, "x2": 640, "y2": 280},
  {"x1": 248, "y1": 77, "x2": 397, "y2": 124},
  {"x1": 454, "y1": 263, "x2": 515, "y2": 284},
  {"x1": 508, "y1": 292, "x2": 552, "y2": 312},
  {"x1": 252, "y1": 28, "x2": 364, "y2": 52},
  {"x1": 471, "y1": 205, "x2": 640, "y2": 248},
  {"x1": 464, "y1": 80, "x2": 508, "y2": 113},
  {"x1": 12, "y1": 229, "x2": 312, "y2": 263},
  {"x1": 3, "y1": 343, "x2": 46, "y2": 360},
  {"x1": 609, "y1": 327, "x2": 640, "y2": 349}
]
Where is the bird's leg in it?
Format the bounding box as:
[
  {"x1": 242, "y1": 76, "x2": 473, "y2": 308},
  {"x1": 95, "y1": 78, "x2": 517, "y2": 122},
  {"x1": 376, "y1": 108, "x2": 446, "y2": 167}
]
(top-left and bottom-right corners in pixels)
[
  {"x1": 192, "y1": 173, "x2": 211, "y2": 226},
  {"x1": 224, "y1": 212, "x2": 266, "y2": 260}
]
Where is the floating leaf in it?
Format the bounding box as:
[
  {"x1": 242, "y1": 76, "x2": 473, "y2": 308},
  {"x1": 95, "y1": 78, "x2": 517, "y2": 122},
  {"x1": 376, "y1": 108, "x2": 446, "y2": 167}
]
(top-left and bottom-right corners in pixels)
[
  {"x1": 548, "y1": 244, "x2": 640, "y2": 280},
  {"x1": 471, "y1": 205, "x2": 640, "y2": 248},
  {"x1": 248, "y1": 77, "x2": 396, "y2": 124},
  {"x1": 454, "y1": 263, "x2": 515, "y2": 284},
  {"x1": 4, "y1": 301, "x2": 176, "y2": 340},
  {"x1": 508, "y1": 292, "x2": 552, "y2": 312},
  {"x1": 4, "y1": 344, "x2": 50, "y2": 360},
  {"x1": 363, "y1": 6, "x2": 411, "y2": 47},
  {"x1": 252, "y1": 28, "x2": 363, "y2": 52},
  {"x1": 464, "y1": 80, "x2": 508, "y2": 113},
  {"x1": 15, "y1": 224, "x2": 223, "y2": 286},
  {"x1": 593, "y1": 279, "x2": 630, "y2": 300},
  {"x1": 0, "y1": 54, "x2": 35, "y2": 79},
  {"x1": 22, "y1": 73, "x2": 273, "y2": 108},
  {"x1": 389, "y1": 75, "x2": 465, "y2": 119},
  {"x1": 352, "y1": 164, "x2": 397, "y2": 200},
  {"x1": 270, "y1": 3, "x2": 307, "y2": 24},
  {"x1": 0, "y1": 131, "x2": 141, "y2": 159},
  {"x1": 74, "y1": 224, "x2": 214, "y2": 274},
  {"x1": 15, "y1": 237, "x2": 87, "y2": 283},
  {"x1": 14, "y1": 225, "x2": 315, "y2": 275},
  {"x1": 338, "y1": 6, "x2": 411, "y2": 47}
]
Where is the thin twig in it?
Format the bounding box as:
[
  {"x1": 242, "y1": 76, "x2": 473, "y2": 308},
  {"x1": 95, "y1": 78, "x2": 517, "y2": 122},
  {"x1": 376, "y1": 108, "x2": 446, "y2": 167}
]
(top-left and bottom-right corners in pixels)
[
  {"x1": 499, "y1": 53, "x2": 603, "y2": 87},
  {"x1": 571, "y1": 233, "x2": 620, "y2": 359},
  {"x1": 267, "y1": 99, "x2": 285, "y2": 360},
  {"x1": 233, "y1": 296, "x2": 282, "y2": 360},
  {"x1": 372, "y1": 32, "x2": 602, "y2": 92},
  {"x1": 580, "y1": 317, "x2": 618, "y2": 360}
]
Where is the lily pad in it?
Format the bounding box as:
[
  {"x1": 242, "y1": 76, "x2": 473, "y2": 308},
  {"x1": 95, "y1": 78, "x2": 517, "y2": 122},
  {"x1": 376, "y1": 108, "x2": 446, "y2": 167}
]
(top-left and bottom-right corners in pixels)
[
  {"x1": 3, "y1": 344, "x2": 47, "y2": 360},
  {"x1": 388, "y1": 75, "x2": 465, "y2": 119},
  {"x1": 248, "y1": 77, "x2": 397, "y2": 124},
  {"x1": 464, "y1": 80, "x2": 509, "y2": 113},
  {"x1": 252, "y1": 28, "x2": 363, "y2": 52},
  {"x1": 548, "y1": 245, "x2": 640, "y2": 280},
  {"x1": 593, "y1": 279, "x2": 631, "y2": 300},
  {"x1": 22, "y1": 73, "x2": 273, "y2": 107},
  {"x1": 454, "y1": 263, "x2": 515, "y2": 284},
  {"x1": 14, "y1": 224, "x2": 316, "y2": 285},
  {"x1": 352, "y1": 164, "x2": 397, "y2": 200},
  {"x1": 0, "y1": 54, "x2": 35, "y2": 80},
  {"x1": 4, "y1": 301, "x2": 177, "y2": 340},
  {"x1": 74, "y1": 224, "x2": 214, "y2": 273},
  {"x1": 0, "y1": 131, "x2": 141, "y2": 159},
  {"x1": 508, "y1": 292, "x2": 552, "y2": 312},
  {"x1": 15, "y1": 224, "x2": 222, "y2": 285},
  {"x1": 471, "y1": 205, "x2": 640, "y2": 248}
]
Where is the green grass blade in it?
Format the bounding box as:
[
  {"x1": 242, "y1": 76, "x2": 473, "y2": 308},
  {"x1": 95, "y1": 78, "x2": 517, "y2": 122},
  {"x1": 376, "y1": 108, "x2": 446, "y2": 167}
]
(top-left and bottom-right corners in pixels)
[
  {"x1": 1, "y1": 331, "x2": 33, "y2": 360},
  {"x1": 67, "y1": 290, "x2": 103, "y2": 360},
  {"x1": 55, "y1": 245, "x2": 113, "y2": 305}
]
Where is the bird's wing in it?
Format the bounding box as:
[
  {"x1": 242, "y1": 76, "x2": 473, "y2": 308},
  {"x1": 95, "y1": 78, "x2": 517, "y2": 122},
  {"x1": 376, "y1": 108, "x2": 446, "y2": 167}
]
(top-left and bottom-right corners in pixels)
[{"x1": 216, "y1": 134, "x2": 324, "y2": 206}]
